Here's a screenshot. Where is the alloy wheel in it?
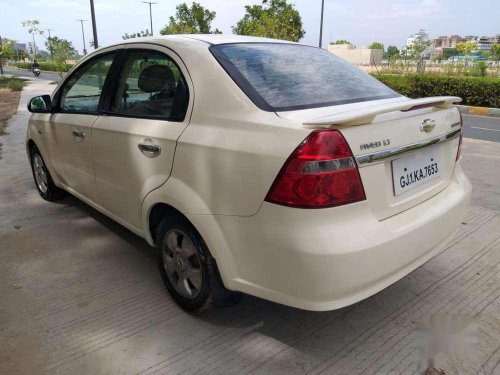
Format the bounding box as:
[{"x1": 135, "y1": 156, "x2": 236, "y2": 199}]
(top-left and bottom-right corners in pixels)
[
  {"x1": 161, "y1": 229, "x2": 203, "y2": 299},
  {"x1": 32, "y1": 153, "x2": 48, "y2": 194}
]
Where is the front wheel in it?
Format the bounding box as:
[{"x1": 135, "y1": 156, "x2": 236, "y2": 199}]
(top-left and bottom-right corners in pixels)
[
  {"x1": 156, "y1": 214, "x2": 241, "y2": 313},
  {"x1": 30, "y1": 145, "x2": 66, "y2": 201}
]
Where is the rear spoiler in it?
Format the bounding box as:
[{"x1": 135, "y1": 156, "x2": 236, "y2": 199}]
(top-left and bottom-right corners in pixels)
[{"x1": 303, "y1": 96, "x2": 462, "y2": 128}]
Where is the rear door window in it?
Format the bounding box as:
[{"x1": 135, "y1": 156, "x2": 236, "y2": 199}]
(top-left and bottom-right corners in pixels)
[
  {"x1": 109, "y1": 50, "x2": 189, "y2": 121},
  {"x1": 210, "y1": 43, "x2": 399, "y2": 111}
]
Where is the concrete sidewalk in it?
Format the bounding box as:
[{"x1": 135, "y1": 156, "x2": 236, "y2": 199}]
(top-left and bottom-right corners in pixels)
[{"x1": 1, "y1": 80, "x2": 499, "y2": 375}]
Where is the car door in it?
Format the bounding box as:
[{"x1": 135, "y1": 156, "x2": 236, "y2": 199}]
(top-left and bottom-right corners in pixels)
[
  {"x1": 92, "y1": 46, "x2": 192, "y2": 230},
  {"x1": 46, "y1": 52, "x2": 117, "y2": 202}
]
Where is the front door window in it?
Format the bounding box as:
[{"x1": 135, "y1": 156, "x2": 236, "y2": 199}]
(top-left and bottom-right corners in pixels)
[{"x1": 59, "y1": 53, "x2": 115, "y2": 113}]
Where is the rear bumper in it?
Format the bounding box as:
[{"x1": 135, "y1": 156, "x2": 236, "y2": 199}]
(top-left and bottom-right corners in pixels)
[{"x1": 189, "y1": 163, "x2": 471, "y2": 311}]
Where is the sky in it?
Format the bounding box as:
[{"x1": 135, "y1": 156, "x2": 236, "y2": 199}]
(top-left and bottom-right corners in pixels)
[{"x1": 0, "y1": 0, "x2": 499, "y2": 54}]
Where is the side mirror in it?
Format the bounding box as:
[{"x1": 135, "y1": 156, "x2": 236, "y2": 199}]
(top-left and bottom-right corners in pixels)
[{"x1": 28, "y1": 95, "x2": 52, "y2": 113}]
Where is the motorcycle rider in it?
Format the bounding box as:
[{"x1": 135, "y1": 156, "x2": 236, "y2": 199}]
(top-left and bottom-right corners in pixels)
[{"x1": 31, "y1": 60, "x2": 40, "y2": 73}]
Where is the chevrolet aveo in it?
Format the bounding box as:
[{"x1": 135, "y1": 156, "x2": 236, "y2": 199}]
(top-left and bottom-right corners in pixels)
[{"x1": 26, "y1": 35, "x2": 471, "y2": 312}]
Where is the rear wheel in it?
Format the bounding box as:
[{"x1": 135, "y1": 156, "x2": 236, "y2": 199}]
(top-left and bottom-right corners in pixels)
[
  {"x1": 30, "y1": 145, "x2": 66, "y2": 201},
  {"x1": 156, "y1": 214, "x2": 240, "y2": 313}
]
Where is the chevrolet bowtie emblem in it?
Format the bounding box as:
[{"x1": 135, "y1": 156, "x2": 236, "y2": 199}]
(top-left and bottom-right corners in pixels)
[{"x1": 420, "y1": 119, "x2": 436, "y2": 133}]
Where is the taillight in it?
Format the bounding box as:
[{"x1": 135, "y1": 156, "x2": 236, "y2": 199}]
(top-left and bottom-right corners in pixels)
[
  {"x1": 456, "y1": 112, "x2": 463, "y2": 161},
  {"x1": 456, "y1": 133, "x2": 463, "y2": 161},
  {"x1": 265, "y1": 130, "x2": 366, "y2": 208}
]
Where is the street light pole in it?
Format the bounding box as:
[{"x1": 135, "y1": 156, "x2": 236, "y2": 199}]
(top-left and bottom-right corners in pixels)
[
  {"x1": 0, "y1": 36, "x2": 4, "y2": 75},
  {"x1": 32, "y1": 33, "x2": 36, "y2": 60},
  {"x1": 319, "y1": 0, "x2": 325, "y2": 48},
  {"x1": 76, "y1": 19, "x2": 88, "y2": 55},
  {"x1": 45, "y1": 28, "x2": 54, "y2": 61},
  {"x1": 90, "y1": 0, "x2": 99, "y2": 48},
  {"x1": 142, "y1": 1, "x2": 157, "y2": 36}
]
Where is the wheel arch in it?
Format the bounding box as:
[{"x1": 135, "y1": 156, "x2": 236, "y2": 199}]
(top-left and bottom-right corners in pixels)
[
  {"x1": 143, "y1": 199, "x2": 238, "y2": 290},
  {"x1": 26, "y1": 138, "x2": 37, "y2": 154},
  {"x1": 147, "y1": 202, "x2": 186, "y2": 246}
]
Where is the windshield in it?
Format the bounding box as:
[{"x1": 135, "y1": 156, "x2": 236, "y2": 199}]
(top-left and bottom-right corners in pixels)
[{"x1": 210, "y1": 43, "x2": 399, "y2": 111}]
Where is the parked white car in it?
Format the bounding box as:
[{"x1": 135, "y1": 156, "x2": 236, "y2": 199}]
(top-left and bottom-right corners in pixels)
[{"x1": 26, "y1": 35, "x2": 471, "y2": 312}]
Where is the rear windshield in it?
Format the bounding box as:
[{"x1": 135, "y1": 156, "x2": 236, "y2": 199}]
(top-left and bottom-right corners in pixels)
[{"x1": 210, "y1": 43, "x2": 399, "y2": 111}]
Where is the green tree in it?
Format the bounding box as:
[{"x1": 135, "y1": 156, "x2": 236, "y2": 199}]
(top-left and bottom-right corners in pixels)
[
  {"x1": 470, "y1": 60, "x2": 487, "y2": 77},
  {"x1": 331, "y1": 39, "x2": 351, "y2": 45},
  {"x1": 490, "y1": 44, "x2": 500, "y2": 61},
  {"x1": 442, "y1": 48, "x2": 459, "y2": 59},
  {"x1": 36, "y1": 50, "x2": 50, "y2": 60},
  {"x1": 45, "y1": 37, "x2": 77, "y2": 74},
  {"x1": 160, "y1": 2, "x2": 221, "y2": 35},
  {"x1": 407, "y1": 39, "x2": 431, "y2": 60},
  {"x1": 22, "y1": 19, "x2": 44, "y2": 59},
  {"x1": 369, "y1": 42, "x2": 384, "y2": 51},
  {"x1": 122, "y1": 30, "x2": 152, "y2": 40},
  {"x1": 233, "y1": 0, "x2": 305, "y2": 42},
  {"x1": 0, "y1": 37, "x2": 17, "y2": 61},
  {"x1": 17, "y1": 49, "x2": 27, "y2": 61},
  {"x1": 456, "y1": 41, "x2": 476, "y2": 57},
  {"x1": 386, "y1": 45, "x2": 400, "y2": 58}
]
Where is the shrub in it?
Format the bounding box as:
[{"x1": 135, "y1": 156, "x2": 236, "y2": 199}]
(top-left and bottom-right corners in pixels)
[
  {"x1": 7, "y1": 79, "x2": 26, "y2": 91},
  {"x1": 0, "y1": 76, "x2": 26, "y2": 91},
  {"x1": 13, "y1": 61, "x2": 74, "y2": 72},
  {"x1": 373, "y1": 74, "x2": 500, "y2": 108},
  {"x1": 470, "y1": 61, "x2": 487, "y2": 77}
]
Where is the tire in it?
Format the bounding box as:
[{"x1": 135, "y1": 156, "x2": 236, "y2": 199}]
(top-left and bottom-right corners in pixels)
[
  {"x1": 30, "y1": 145, "x2": 66, "y2": 201},
  {"x1": 156, "y1": 214, "x2": 241, "y2": 313}
]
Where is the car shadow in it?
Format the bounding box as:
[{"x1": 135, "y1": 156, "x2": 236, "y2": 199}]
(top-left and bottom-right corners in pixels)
[{"x1": 58, "y1": 192, "x2": 418, "y2": 374}]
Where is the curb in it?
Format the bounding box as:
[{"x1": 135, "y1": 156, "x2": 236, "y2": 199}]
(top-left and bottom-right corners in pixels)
[{"x1": 457, "y1": 105, "x2": 500, "y2": 118}]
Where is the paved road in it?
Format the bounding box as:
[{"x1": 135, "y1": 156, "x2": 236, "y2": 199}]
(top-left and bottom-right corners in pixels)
[
  {"x1": 2, "y1": 66, "x2": 63, "y2": 82},
  {"x1": 463, "y1": 115, "x2": 500, "y2": 143}
]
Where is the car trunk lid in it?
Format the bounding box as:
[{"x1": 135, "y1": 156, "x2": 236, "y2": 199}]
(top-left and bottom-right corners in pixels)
[{"x1": 277, "y1": 97, "x2": 462, "y2": 220}]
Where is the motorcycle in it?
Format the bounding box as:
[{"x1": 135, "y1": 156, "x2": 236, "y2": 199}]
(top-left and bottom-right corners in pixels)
[{"x1": 33, "y1": 68, "x2": 41, "y2": 77}]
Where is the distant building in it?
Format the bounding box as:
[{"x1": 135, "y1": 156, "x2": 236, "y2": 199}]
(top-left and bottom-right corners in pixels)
[
  {"x1": 431, "y1": 34, "x2": 500, "y2": 56},
  {"x1": 404, "y1": 29, "x2": 431, "y2": 58},
  {"x1": 328, "y1": 43, "x2": 383, "y2": 65},
  {"x1": 13, "y1": 43, "x2": 28, "y2": 52},
  {"x1": 476, "y1": 36, "x2": 493, "y2": 51},
  {"x1": 431, "y1": 35, "x2": 466, "y2": 56},
  {"x1": 433, "y1": 35, "x2": 464, "y2": 49},
  {"x1": 406, "y1": 29, "x2": 429, "y2": 49},
  {"x1": 27, "y1": 42, "x2": 39, "y2": 56}
]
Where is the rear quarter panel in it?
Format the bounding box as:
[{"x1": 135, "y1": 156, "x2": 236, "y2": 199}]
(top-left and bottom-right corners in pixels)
[{"x1": 145, "y1": 45, "x2": 310, "y2": 217}]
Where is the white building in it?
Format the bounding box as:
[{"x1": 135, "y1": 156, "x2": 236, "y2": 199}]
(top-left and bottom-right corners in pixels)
[
  {"x1": 405, "y1": 29, "x2": 431, "y2": 58},
  {"x1": 328, "y1": 43, "x2": 383, "y2": 66},
  {"x1": 27, "y1": 42, "x2": 39, "y2": 56},
  {"x1": 406, "y1": 29, "x2": 429, "y2": 48}
]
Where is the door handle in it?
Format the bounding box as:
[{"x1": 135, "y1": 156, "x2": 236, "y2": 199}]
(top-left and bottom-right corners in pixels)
[
  {"x1": 138, "y1": 143, "x2": 161, "y2": 155},
  {"x1": 72, "y1": 129, "x2": 85, "y2": 138}
]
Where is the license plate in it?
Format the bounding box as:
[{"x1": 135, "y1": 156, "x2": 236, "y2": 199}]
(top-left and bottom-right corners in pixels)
[{"x1": 392, "y1": 145, "x2": 442, "y2": 196}]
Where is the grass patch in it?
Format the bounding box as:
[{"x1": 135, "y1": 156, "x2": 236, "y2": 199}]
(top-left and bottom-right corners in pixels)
[
  {"x1": 0, "y1": 76, "x2": 27, "y2": 91},
  {"x1": 0, "y1": 77, "x2": 25, "y2": 157},
  {"x1": 0, "y1": 89, "x2": 21, "y2": 143},
  {"x1": 13, "y1": 61, "x2": 74, "y2": 73}
]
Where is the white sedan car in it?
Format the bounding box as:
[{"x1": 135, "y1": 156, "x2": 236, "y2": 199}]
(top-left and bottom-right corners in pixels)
[{"x1": 26, "y1": 35, "x2": 471, "y2": 312}]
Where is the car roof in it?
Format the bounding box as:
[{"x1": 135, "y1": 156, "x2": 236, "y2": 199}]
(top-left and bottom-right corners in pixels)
[
  {"x1": 171, "y1": 34, "x2": 298, "y2": 45},
  {"x1": 108, "y1": 34, "x2": 299, "y2": 48}
]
